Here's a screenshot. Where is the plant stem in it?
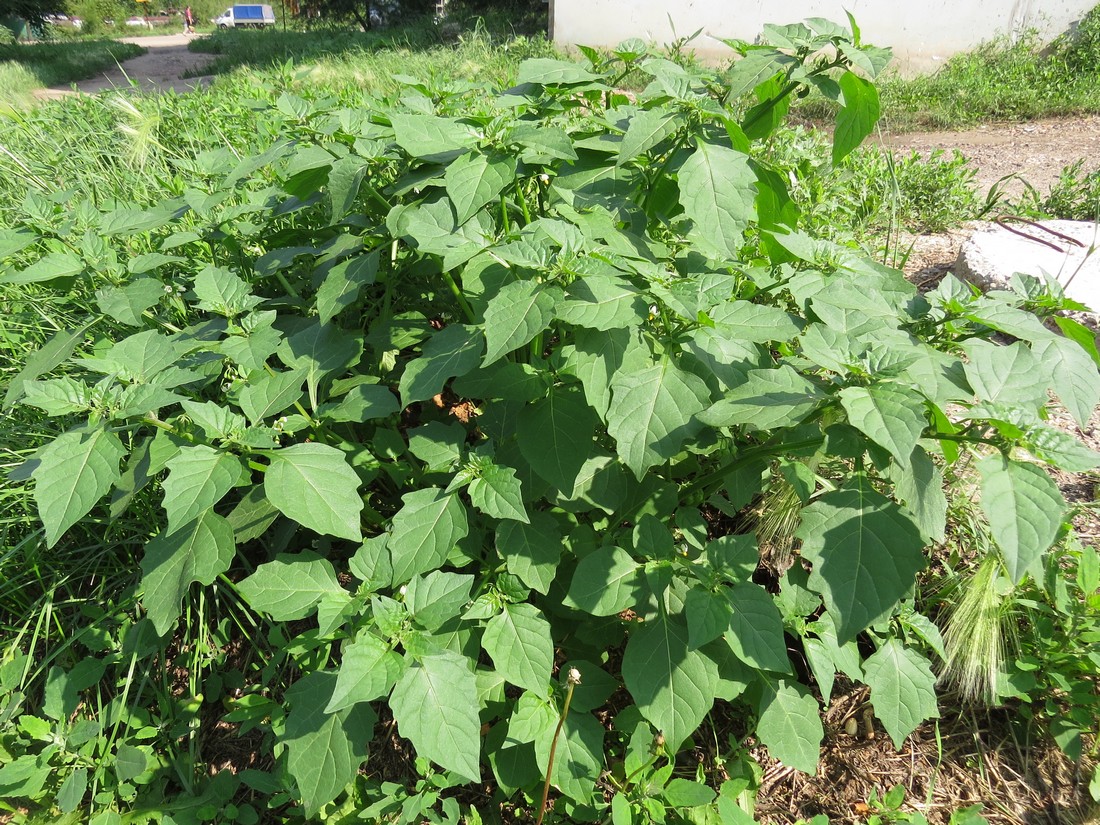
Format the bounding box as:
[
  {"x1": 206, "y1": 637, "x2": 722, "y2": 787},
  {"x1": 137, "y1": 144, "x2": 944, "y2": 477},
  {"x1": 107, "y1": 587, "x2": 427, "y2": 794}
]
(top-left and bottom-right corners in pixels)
[{"x1": 536, "y1": 669, "x2": 581, "y2": 825}]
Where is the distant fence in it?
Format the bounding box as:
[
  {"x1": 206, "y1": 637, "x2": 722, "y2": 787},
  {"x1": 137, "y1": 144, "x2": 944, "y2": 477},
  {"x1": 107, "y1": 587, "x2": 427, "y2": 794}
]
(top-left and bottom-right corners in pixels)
[{"x1": 550, "y1": 0, "x2": 1098, "y2": 73}]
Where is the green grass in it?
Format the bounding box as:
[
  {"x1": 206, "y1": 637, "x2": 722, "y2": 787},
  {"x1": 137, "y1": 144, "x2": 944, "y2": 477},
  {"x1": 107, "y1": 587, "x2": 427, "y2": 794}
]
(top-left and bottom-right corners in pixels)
[{"x1": 0, "y1": 39, "x2": 144, "y2": 96}]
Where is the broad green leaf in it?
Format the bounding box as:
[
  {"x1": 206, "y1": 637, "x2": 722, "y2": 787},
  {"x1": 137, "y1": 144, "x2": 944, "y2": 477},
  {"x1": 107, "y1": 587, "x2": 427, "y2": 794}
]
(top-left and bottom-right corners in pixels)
[
  {"x1": 277, "y1": 321, "x2": 363, "y2": 410},
  {"x1": 482, "y1": 280, "x2": 560, "y2": 366},
  {"x1": 193, "y1": 265, "x2": 262, "y2": 317},
  {"x1": 225, "y1": 485, "x2": 280, "y2": 544},
  {"x1": 316, "y1": 252, "x2": 379, "y2": 325},
  {"x1": 388, "y1": 488, "x2": 469, "y2": 585},
  {"x1": 796, "y1": 476, "x2": 926, "y2": 643},
  {"x1": 469, "y1": 463, "x2": 529, "y2": 523},
  {"x1": 839, "y1": 383, "x2": 926, "y2": 468},
  {"x1": 405, "y1": 570, "x2": 473, "y2": 630},
  {"x1": 95, "y1": 278, "x2": 165, "y2": 326},
  {"x1": 700, "y1": 365, "x2": 823, "y2": 431},
  {"x1": 517, "y1": 58, "x2": 600, "y2": 85},
  {"x1": 678, "y1": 140, "x2": 757, "y2": 260},
  {"x1": 327, "y1": 155, "x2": 369, "y2": 222},
  {"x1": 962, "y1": 340, "x2": 1047, "y2": 408},
  {"x1": 755, "y1": 679, "x2": 822, "y2": 773},
  {"x1": 483, "y1": 603, "x2": 554, "y2": 698},
  {"x1": 863, "y1": 639, "x2": 938, "y2": 748},
  {"x1": 391, "y1": 650, "x2": 481, "y2": 781},
  {"x1": 707, "y1": 300, "x2": 801, "y2": 343},
  {"x1": 325, "y1": 633, "x2": 404, "y2": 712},
  {"x1": 517, "y1": 384, "x2": 598, "y2": 493},
  {"x1": 978, "y1": 455, "x2": 1064, "y2": 583},
  {"x1": 724, "y1": 582, "x2": 791, "y2": 673},
  {"x1": 533, "y1": 710, "x2": 604, "y2": 804},
  {"x1": 1032, "y1": 336, "x2": 1100, "y2": 426},
  {"x1": 664, "y1": 778, "x2": 716, "y2": 808},
  {"x1": 607, "y1": 359, "x2": 711, "y2": 479},
  {"x1": 1, "y1": 252, "x2": 83, "y2": 284},
  {"x1": 391, "y1": 114, "x2": 477, "y2": 158},
  {"x1": 566, "y1": 326, "x2": 649, "y2": 421},
  {"x1": 320, "y1": 383, "x2": 399, "y2": 423},
  {"x1": 33, "y1": 427, "x2": 125, "y2": 548},
  {"x1": 617, "y1": 109, "x2": 677, "y2": 166},
  {"x1": 0, "y1": 227, "x2": 37, "y2": 258},
  {"x1": 684, "y1": 587, "x2": 733, "y2": 650},
  {"x1": 399, "y1": 324, "x2": 484, "y2": 405},
  {"x1": 556, "y1": 275, "x2": 648, "y2": 331},
  {"x1": 20, "y1": 377, "x2": 91, "y2": 416},
  {"x1": 889, "y1": 447, "x2": 948, "y2": 544},
  {"x1": 80, "y1": 329, "x2": 181, "y2": 384},
  {"x1": 622, "y1": 615, "x2": 718, "y2": 749},
  {"x1": 565, "y1": 545, "x2": 641, "y2": 616},
  {"x1": 56, "y1": 767, "x2": 87, "y2": 814},
  {"x1": 495, "y1": 513, "x2": 562, "y2": 594},
  {"x1": 284, "y1": 672, "x2": 375, "y2": 817},
  {"x1": 408, "y1": 420, "x2": 466, "y2": 471},
  {"x1": 3, "y1": 322, "x2": 94, "y2": 410},
  {"x1": 113, "y1": 745, "x2": 147, "y2": 782},
  {"x1": 265, "y1": 443, "x2": 363, "y2": 541},
  {"x1": 161, "y1": 446, "x2": 243, "y2": 535},
  {"x1": 832, "y1": 70, "x2": 880, "y2": 163},
  {"x1": 445, "y1": 151, "x2": 516, "y2": 225},
  {"x1": 239, "y1": 369, "x2": 306, "y2": 425},
  {"x1": 236, "y1": 551, "x2": 344, "y2": 620},
  {"x1": 140, "y1": 511, "x2": 235, "y2": 635}
]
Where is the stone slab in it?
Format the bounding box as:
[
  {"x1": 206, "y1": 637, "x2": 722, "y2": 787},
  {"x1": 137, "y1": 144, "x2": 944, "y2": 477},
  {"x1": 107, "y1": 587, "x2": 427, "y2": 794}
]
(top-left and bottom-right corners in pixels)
[{"x1": 955, "y1": 220, "x2": 1100, "y2": 314}]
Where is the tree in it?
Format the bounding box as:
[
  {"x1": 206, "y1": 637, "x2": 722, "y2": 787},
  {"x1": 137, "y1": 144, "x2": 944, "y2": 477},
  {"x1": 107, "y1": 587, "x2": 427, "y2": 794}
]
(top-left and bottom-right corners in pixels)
[
  {"x1": 0, "y1": 0, "x2": 68, "y2": 26},
  {"x1": 301, "y1": 0, "x2": 433, "y2": 32}
]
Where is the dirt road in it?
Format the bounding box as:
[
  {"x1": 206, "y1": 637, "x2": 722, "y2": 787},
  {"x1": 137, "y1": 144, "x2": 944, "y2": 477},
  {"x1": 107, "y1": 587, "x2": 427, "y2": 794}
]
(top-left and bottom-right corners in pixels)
[{"x1": 35, "y1": 34, "x2": 215, "y2": 99}]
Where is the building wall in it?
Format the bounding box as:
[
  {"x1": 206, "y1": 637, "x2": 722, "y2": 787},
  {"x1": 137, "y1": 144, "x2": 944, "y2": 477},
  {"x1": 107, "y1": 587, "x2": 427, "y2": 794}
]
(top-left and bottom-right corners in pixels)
[{"x1": 551, "y1": 0, "x2": 1096, "y2": 73}]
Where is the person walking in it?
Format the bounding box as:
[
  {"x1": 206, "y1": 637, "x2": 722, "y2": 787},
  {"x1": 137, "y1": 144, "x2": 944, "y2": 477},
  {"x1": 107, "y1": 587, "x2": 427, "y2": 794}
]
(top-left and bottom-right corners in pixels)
[{"x1": 184, "y1": 5, "x2": 195, "y2": 34}]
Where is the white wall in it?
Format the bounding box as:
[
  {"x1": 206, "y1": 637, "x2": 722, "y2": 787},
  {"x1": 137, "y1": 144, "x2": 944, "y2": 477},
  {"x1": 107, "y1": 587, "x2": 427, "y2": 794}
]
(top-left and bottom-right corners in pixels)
[{"x1": 551, "y1": 0, "x2": 1097, "y2": 73}]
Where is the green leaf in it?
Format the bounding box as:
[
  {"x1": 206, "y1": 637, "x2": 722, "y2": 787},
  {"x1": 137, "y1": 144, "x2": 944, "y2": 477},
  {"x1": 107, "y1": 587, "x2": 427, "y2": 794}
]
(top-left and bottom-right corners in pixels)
[
  {"x1": 622, "y1": 615, "x2": 718, "y2": 749},
  {"x1": 724, "y1": 582, "x2": 791, "y2": 673},
  {"x1": 565, "y1": 545, "x2": 641, "y2": 616},
  {"x1": 617, "y1": 109, "x2": 677, "y2": 167},
  {"x1": 862, "y1": 639, "x2": 938, "y2": 748},
  {"x1": 1032, "y1": 336, "x2": 1100, "y2": 426},
  {"x1": 706, "y1": 301, "x2": 801, "y2": 343},
  {"x1": 316, "y1": 252, "x2": 379, "y2": 325},
  {"x1": 4, "y1": 322, "x2": 94, "y2": 410},
  {"x1": 699, "y1": 365, "x2": 824, "y2": 431},
  {"x1": 141, "y1": 511, "x2": 235, "y2": 635},
  {"x1": 265, "y1": 443, "x2": 363, "y2": 541},
  {"x1": 20, "y1": 377, "x2": 91, "y2": 416},
  {"x1": 391, "y1": 114, "x2": 477, "y2": 159},
  {"x1": 482, "y1": 280, "x2": 560, "y2": 366},
  {"x1": 684, "y1": 587, "x2": 732, "y2": 650},
  {"x1": 607, "y1": 359, "x2": 711, "y2": 479},
  {"x1": 325, "y1": 633, "x2": 403, "y2": 712},
  {"x1": 387, "y1": 488, "x2": 469, "y2": 585},
  {"x1": 889, "y1": 447, "x2": 948, "y2": 544},
  {"x1": 978, "y1": 455, "x2": 1064, "y2": 583},
  {"x1": 517, "y1": 58, "x2": 599, "y2": 85},
  {"x1": 114, "y1": 744, "x2": 148, "y2": 782},
  {"x1": 663, "y1": 778, "x2": 716, "y2": 808},
  {"x1": 483, "y1": 603, "x2": 554, "y2": 698},
  {"x1": 755, "y1": 679, "x2": 822, "y2": 773},
  {"x1": 284, "y1": 672, "x2": 375, "y2": 817},
  {"x1": 405, "y1": 570, "x2": 473, "y2": 630},
  {"x1": 327, "y1": 155, "x2": 369, "y2": 222},
  {"x1": 533, "y1": 710, "x2": 604, "y2": 804},
  {"x1": 277, "y1": 321, "x2": 363, "y2": 409},
  {"x1": 399, "y1": 324, "x2": 484, "y2": 405},
  {"x1": 32, "y1": 427, "x2": 126, "y2": 548},
  {"x1": 962, "y1": 340, "x2": 1047, "y2": 408},
  {"x1": 391, "y1": 650, "x2": 482, "y2": 781},
  {"x1": 795, "y1": 476, "x2": 927, "y2": 643},
  {"x1": 495, "y1": 513, "x2": 562, "y2": 594},
  {"x1": 161, "y1": 446, "x2": 243, "y2": 535},
  {"x1": 557, "y1": 274, "x2": 648, "y2": 331},
  {"x1": 56, "y1": 766, "x2": 88, "y2": 813},
  {"x1": 1, "y1": 252, "x2": 83, "y2": 284},
  {"x1": 517, "y1": 384, "x2": 598, "y2": 493},
  {"x1": 678, "y1": 140, "x2": 757, "y2": 260},
  {"x1": 832, "y1": 70, "x2": 880, "y2": 163},
  {"x1": 319, "y1": 383, "x2": 399, "y2": 423},
  {"x1": 445, "y1": 151, "x2": 516, "y2": 225},
  {"x1": 193, "y1": 265, "x2": 262, "y2": 317},
  {"x1": 239, "y1": 369, "x2": 306, "y2": 425},
  {"x1": 566, "y1": 326, "x2": 649, "y2": 421},
  {"x1": 96, "y1": 278, "x2": 165, "y2": 326},
  {"x1": 237, "y1": 551, "x2": 345, "y2": 620},
  {"x1": 839, "y1": 384, "x2": 926, "y2": 468},
  {"x1": 469, "y1": 463, "x2": 529, "y2": 523}
]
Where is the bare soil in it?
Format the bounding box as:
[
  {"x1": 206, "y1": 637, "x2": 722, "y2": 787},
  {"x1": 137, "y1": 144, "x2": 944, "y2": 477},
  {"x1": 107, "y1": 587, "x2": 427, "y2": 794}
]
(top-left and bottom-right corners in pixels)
[{"x1": 33, "y1": 33, "x2": 215, "y2": 99}]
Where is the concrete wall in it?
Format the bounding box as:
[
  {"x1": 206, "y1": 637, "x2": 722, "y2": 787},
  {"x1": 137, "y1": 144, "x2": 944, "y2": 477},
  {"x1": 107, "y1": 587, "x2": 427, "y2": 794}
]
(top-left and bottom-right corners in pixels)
[{"x1": 550, "y1": 0, "x2": 1098, "y2": 73}]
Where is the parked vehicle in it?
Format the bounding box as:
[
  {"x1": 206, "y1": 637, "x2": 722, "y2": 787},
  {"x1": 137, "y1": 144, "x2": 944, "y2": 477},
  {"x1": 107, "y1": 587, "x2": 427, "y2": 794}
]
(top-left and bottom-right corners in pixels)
[{"x1": 214, "y1": 4, "x2": 275, "y2": 28}]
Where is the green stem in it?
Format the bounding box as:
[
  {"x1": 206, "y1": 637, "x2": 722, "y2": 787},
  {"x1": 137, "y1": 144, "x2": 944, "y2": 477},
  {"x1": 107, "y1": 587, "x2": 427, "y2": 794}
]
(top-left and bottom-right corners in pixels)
[
  {"x1": 681, "y1": 436, "x2": 826, "y2": 500},
  {"x1": 442, "y1": 270, "x2": 476, "y2": 323},
  {"x1": 516, "y1": 182, "x2": 533, "y2": 226},
  {"x1": 536, "y1": 672, "x2": 580, "y2": 825}
]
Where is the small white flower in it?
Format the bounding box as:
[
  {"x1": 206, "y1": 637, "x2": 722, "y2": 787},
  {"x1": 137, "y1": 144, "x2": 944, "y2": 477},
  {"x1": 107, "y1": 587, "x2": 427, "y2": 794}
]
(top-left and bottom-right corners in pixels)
[
  {"x1": 538, "y1": 174, "x2": 550, "y2": 184},
  {"x1": 399, "y1": 584, "x2": 407, "y2": 596},
  {"x1": 567, "y1": 667, "x2": 582, "y2": 685},
  {"x1": 164, "y1": 285, "x2": 174, "y2": 294},
  {"x1": 222, "y1": 383, "x2": 231, "y2": 392}
]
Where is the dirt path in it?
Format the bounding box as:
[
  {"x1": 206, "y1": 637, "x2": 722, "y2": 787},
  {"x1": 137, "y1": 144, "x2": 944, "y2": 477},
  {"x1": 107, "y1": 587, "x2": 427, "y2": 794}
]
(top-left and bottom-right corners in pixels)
[{"x1": 34, "y1": 34, "x2": 215, "y2": 99}]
